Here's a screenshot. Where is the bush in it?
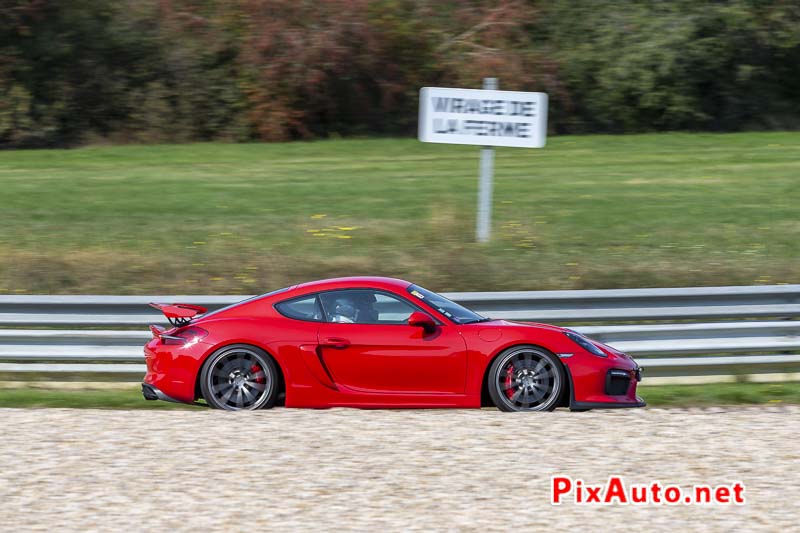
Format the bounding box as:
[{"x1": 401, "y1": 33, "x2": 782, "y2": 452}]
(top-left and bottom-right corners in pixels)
[{"x1": 0, "y1": 0, "x2": 799, "y2": 147}]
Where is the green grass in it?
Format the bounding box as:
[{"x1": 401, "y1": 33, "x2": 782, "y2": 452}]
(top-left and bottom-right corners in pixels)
[
  {"x1": 0, "y1": 387, "x2": 204, "y2": 409},
  {"x1": 1, "y1": 132, "x2": 798, "y2": 293},
  {"x1": 638, "y1": 382, "x2": 800, "y2": 407},
  {"x1": 1, "y1": 382, "x2": 798, "y2": 409}
]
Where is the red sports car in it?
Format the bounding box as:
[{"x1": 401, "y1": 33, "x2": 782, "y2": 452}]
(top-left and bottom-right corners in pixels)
[{"x1": 142, "y1": 276, "x2": 644, "y2": 411}]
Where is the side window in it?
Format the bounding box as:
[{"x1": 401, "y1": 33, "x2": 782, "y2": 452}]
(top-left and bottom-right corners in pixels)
[
  {"x1": 275, "y1": 295, "x2": 323, "y2": 322},
  {"x1": 319, "y1": 289, "x2": 417, "y2": 324}
]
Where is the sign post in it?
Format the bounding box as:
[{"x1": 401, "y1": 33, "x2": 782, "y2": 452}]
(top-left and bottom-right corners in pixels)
[
  {"x1": 476, "y1": 77, "x2": 497, "y2": 242},
  {"x1": 418, "y1": 81, "x2": 548, "y2": 242}
]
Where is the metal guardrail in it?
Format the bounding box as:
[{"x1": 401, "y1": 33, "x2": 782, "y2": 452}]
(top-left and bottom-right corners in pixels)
[{"x1": 0, "y1": 285, "x2": 798, "y2": 381}]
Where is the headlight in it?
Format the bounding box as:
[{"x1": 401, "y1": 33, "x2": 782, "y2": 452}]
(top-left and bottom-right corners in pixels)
[{"x1": 564, "y1": 330, "x2": 607, "y2": 357}]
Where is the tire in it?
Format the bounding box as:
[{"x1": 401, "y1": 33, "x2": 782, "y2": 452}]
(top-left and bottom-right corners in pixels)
[
  {"x1": 200, "y1": 344, "x2": 279, "y2": 411},
  {"x1": 487, "y1": 345, "x2": 564, "y2": 412}
]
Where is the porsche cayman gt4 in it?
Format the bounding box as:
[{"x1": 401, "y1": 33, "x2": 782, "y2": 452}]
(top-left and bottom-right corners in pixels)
[{"x1": 142, "y1": 277, "x2": 644, "y2": 411}]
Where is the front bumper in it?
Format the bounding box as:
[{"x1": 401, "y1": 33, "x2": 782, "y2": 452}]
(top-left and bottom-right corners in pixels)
[
  {"x1": 564, "y1": 354, "x2": 646, "y2": 410},
  {"x1": 571, "y1": 398, "x2": 646, "y2": 410},
  {"x1": 605, "y1": 367, "x2": 642, "y2": 395}
]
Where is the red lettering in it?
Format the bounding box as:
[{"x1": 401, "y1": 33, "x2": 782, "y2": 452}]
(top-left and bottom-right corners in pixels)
[
  {"x1": 694, "y1": 485, "x2": 711, "y2": 503},
  {"x1": 651, "y1": 482, "x2": 662, "y2": 503},
  {"x1": 551, "y1": 476, "x2": 572, "y2": 504},
  {"x1": 631, "y1": 485, "x2": 648, "y2": 503},
  {"x1": 604, "y1": 476, "x2": 628, "y2": 504},
  {"x1": 733, "y1": 482, "x2": 746, "y2": 504},
  {"x1": 664, "y1": 486, "x2": 681, "y2": 504},
  {"x1": 585, "y1": 486, "x2": 602, "y2": 503}
]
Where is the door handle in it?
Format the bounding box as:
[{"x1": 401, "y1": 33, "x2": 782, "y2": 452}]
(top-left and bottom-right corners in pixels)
[{"x1": 322, "y1": 337, "x2": 350, "y2": 349}]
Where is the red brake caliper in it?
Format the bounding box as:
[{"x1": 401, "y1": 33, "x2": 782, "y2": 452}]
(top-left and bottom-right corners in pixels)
[
  {"x1": 250, "y1": 364, "x2": 266, "y2": 384},
  {"x1": 504, "y1": 364, "x2": 515, "y2": 399}
]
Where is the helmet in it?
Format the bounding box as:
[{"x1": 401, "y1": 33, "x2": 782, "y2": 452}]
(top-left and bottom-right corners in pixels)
[{"x1": 333, "y1": 297, "x2": 357, "y2": 323}]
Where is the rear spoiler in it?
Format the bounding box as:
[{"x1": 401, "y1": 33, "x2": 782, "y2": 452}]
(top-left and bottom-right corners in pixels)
[{"x1": 149, "y1": 303, "x2": 208, "y2": 327}]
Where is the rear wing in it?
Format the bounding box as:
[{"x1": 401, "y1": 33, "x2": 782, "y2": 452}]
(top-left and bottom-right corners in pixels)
[{"x1": 149, "y1": 303, "x2": 208, "y2": 327}]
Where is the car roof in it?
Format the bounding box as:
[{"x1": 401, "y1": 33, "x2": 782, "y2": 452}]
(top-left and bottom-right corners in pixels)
[
  {"x1": 201, "y1": 277, "x2": 415, "y2": 320},
  {"x1": 290, "y1": 276, "x2": 413, "y2": 294}
]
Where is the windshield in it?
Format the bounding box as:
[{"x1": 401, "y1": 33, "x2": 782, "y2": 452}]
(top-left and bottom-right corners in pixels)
[{"x1": 406, "y1": 284, "x2": 487, "y2": 324}]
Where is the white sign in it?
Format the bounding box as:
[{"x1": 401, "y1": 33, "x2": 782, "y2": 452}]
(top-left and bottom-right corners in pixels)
[{"x1": 418, "y1": 87, "x2": 548, "y2": 148}]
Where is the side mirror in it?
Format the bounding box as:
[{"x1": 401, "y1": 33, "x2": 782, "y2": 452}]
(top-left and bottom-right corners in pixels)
[{"x1": 408, "y1": 311, "x2": 437, "y2": 333}]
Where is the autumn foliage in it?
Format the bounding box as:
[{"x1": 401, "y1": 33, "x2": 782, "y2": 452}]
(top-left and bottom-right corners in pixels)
[{"x1": 0, "y1": 0, "x2": 798, "y2": 147}]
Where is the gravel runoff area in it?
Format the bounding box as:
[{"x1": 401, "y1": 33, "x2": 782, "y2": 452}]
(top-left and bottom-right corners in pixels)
[{"x1": 0, "y1": 406, "x2": 797, "y2": 531}]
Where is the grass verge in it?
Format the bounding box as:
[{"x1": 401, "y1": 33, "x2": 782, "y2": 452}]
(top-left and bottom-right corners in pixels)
[
  {"x1": 1, "y1": 132, "x2": 798, "y2": 293},
  {"x1": 0, "y1": 382, "x2": 798, "y2": 409},
  {"x1": 0, "y1": 388, "x2": 204, "y2": 410},
  {"x1": 637, "y1": 382, "x2": 800, "y2": 407}
]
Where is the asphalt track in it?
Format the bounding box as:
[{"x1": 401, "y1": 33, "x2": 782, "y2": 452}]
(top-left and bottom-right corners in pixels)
[{"x1": 0, "y1": 406, "x2": 797, "y2": 531}]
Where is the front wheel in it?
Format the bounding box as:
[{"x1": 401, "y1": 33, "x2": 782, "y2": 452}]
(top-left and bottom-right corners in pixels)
[
  {"x1": 487, "y1": 346, "x2": 564, "y2": 412},
  {"x1": 200, "y1": 344, "x2": 279, "y2": 410}
]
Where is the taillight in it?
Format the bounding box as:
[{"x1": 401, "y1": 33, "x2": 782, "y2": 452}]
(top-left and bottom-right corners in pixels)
[{"x1": 162, "y1": 326, "x2": 208, "y2": 346}]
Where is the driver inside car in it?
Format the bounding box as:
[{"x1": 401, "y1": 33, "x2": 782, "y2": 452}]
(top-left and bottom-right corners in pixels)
[
  {"x1": 329, "y1": 292, "x2": 379, "y2": 323},
  {"x1": 330, "y1": 297, "x2": 358, "y2": 323}
]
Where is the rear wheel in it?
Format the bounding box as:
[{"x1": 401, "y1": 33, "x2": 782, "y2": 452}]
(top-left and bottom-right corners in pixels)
[
  {"x1": 487, "y1": 346, "x2": 564, "y2": 412},
  {"x1": 201, "y1": 345, "x2": 278, "y2": 410}
]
